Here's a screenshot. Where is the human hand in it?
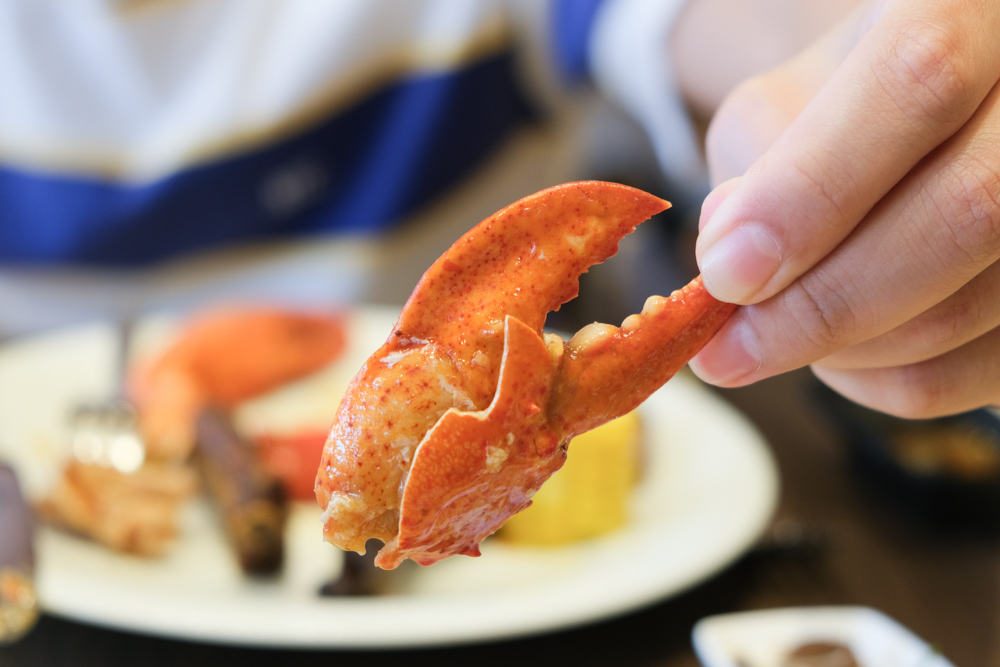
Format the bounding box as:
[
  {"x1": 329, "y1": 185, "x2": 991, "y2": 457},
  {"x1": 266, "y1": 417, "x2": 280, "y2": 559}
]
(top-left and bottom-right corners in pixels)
[{"x1": 688, "y1": 0, "x2": 1000, "y2": 417}]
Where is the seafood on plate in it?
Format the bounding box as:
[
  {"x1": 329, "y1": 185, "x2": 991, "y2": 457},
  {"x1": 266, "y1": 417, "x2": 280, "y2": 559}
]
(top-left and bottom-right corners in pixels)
[
  {"x1": 315, "y1": 181, "x2": 736, "y2": 569},
  {"x1": 40, "y1": 306, "x2": 345, "y2": 559},
  {"x1": 129, "y1": 307, "x2": 346, "y2": 461}
]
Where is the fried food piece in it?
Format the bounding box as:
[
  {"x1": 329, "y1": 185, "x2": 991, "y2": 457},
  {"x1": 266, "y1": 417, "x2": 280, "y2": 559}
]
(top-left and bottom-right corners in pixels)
[{"x1": 38, "y1": 460, "x2": 197, "y2": 556}]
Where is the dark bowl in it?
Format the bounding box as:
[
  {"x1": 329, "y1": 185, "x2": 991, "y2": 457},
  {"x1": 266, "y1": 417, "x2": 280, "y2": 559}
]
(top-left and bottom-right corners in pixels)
[{"x1": 811, "y1": 386, "x2": 1000, "y2": 530}]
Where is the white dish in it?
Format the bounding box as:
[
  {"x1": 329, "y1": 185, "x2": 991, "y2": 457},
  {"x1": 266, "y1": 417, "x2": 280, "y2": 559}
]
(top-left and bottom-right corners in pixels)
[
  {"x1": 692, "y1": 606, "x2": 955, "y2": 667},
  {"x1": 0, "y1": 306, "x2": 779, "y2": 648}
]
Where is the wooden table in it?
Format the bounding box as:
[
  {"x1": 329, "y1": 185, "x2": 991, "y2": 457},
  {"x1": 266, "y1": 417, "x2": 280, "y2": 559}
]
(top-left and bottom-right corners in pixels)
[{"x1": 3, "y1": 367, "x2": 997, "y2": 667}]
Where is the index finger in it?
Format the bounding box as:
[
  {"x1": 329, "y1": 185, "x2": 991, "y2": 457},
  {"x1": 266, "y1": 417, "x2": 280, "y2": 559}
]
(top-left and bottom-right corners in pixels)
[{"x1": 695, "y1": 0, "x2": 1000, "y2": 305}]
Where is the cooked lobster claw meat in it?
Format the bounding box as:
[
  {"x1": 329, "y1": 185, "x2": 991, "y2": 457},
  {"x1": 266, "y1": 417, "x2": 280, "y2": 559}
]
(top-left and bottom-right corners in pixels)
[
  {"x1": 129, "y1": 308, "x2": 346, "y2": 461},
  {"x1": 315, "y1": 181, "x2": 736, "y2": 568}
]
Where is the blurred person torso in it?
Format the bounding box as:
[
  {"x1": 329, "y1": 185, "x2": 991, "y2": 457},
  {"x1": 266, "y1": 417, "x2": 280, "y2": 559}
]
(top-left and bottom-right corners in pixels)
[{"x1": 0, "y1": 0, "x2": 685, "y2": 334}]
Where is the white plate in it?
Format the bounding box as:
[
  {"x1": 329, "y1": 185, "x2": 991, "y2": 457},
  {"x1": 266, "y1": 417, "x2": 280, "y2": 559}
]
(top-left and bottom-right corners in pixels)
[
  {"x1": 0, "y1": 306, "x2": 779, "y2": 648},
  {"x1": 692, "y1": 606, "x2": 955, "y2": 667}
]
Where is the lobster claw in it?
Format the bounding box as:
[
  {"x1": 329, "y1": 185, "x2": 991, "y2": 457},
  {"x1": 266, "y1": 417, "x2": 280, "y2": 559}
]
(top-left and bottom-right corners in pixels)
[
  {"x1": 315, "y1": 181, "x2": 735, "y2": 568},
  {"x1": 389, "y1": 316, "x2": 561, "y2": 567}
]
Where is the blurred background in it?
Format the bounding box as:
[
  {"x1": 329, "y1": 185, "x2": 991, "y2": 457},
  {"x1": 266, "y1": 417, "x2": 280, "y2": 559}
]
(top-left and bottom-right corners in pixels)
[{"x1": 1, "y1": 1, "x2": 998, "y2": 665}]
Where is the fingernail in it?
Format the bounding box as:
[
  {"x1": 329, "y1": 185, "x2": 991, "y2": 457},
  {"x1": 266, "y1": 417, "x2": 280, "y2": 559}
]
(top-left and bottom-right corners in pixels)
[
  {"x1": 689, "y1": 320, "x2": 762, "y2": 386},
  {"x1": 699, "y1": 224, "x2": 782, "y2": 304}
]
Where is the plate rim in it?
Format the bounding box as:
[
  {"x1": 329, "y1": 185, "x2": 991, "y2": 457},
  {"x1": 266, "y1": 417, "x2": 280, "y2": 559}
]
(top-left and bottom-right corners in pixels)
[{"x1": 7, "y1": 308, "x2": 779, "y2": 648}]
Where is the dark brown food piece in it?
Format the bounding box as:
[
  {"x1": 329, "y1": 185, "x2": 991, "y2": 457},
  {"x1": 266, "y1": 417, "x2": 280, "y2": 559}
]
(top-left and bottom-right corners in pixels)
[
  {"x1": 318, "y1": 539, "x2": 391, "y2": 597},
  {"x1": 195, "y1": 410, "x2": 288, "y2": 575},
  {"x1": 784, "y1": 641, "x2": 861, "y2": 667},
  {"x1": 0, "y1": 463, "x2": 39, "y2": 643}
]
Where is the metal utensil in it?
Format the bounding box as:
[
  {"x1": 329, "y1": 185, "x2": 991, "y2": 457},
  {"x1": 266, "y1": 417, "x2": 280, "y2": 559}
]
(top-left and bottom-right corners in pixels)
[{"x1": 69, "y1": 319, "x2": 145, "y2": 473}]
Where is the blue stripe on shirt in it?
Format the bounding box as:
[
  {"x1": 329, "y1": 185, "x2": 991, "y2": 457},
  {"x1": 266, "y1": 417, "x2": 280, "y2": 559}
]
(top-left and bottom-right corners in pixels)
[
  {"x1": 0, "y1": 50, "x2": 535, "y2": 266},
  {"x1": 550, "y1": 0, "x2": 607, "y2": 84}
]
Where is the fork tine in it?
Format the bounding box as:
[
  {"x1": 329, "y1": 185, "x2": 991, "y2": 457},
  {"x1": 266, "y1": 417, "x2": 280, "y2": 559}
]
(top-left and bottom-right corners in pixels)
[
  {"x1": 68, "y1": 318, "x2": 146, "y2": 473},
  {"x1": 114, "y1": 317, "x2": 134, "y2": 401}
]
